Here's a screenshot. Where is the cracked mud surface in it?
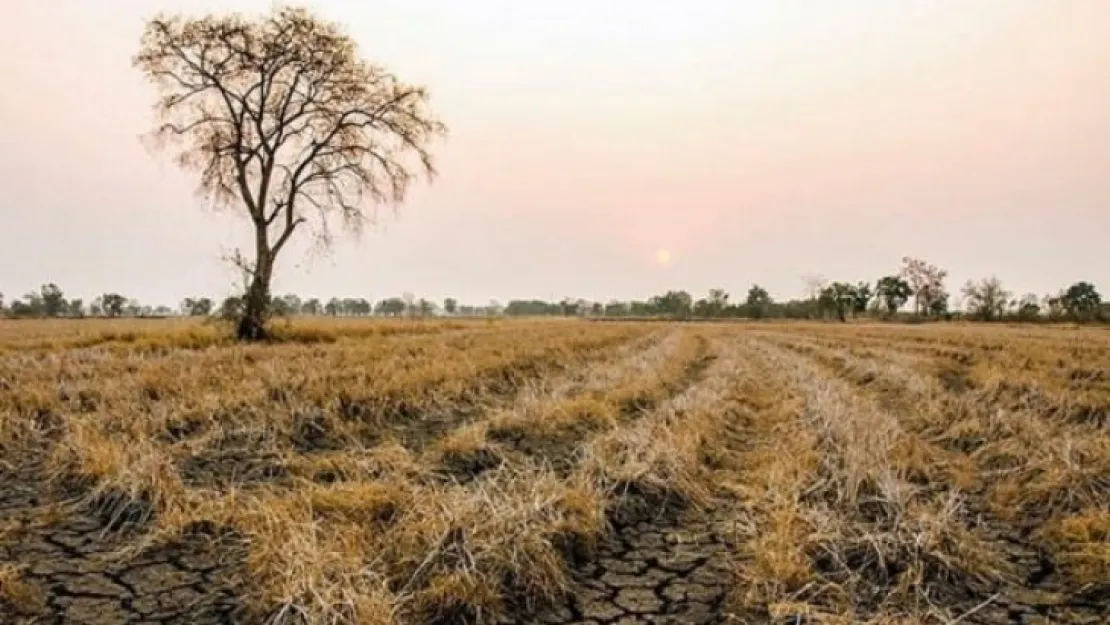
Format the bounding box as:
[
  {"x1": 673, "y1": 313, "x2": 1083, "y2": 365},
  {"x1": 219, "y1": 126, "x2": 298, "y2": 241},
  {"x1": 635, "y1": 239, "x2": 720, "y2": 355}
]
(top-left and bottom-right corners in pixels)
[
  {"x1": 947, "y1": 512, "x2": 1110, "y2": 625},
  {"x1": 1, "y1": 475, "x2": 739, "y2": 625},
  {"x1": 527, "y1": 508, "x2": 734, "y2": 625},
  {"x1": 1, "y1": 465, "x2": 251, "y2": 625}
]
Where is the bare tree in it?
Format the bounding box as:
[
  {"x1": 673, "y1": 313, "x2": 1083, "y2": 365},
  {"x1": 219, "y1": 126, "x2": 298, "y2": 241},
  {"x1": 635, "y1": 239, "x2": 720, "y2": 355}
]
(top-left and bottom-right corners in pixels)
[
  {"x1": 900, "y1": 257, "x2": 948, "y2": 318},
  {"x1": 801, "y1": 274, "x2": 827, "y2": 302},
  {"x1": 135, "y1": 7, "x2": 447, "y2": 340},
  {"x1": 962, "y1": 276, "x2": 1010, "y2": 321}
]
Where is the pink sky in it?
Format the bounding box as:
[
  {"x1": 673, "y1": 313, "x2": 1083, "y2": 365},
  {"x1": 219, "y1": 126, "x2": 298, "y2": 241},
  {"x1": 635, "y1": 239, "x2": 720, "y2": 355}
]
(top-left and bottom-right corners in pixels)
[{"x1": 1, "y1": 1, "x2": 1107, "y2": 307}]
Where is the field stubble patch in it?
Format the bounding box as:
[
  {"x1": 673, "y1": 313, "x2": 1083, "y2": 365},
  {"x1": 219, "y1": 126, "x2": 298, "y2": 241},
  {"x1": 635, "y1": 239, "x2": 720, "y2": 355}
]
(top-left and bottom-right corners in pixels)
[
  {"x1": 734, "y1": 325, "x2": 1110, "y2": 624},
  {"x1": 3, "y1": 320, "x2": 1109, "y2": 624}
]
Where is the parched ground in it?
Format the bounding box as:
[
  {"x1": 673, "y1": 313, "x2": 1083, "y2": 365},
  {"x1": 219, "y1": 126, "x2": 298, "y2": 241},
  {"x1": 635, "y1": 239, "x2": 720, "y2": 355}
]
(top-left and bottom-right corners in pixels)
[{"x1": 1, "y1": 318, "x2": 1108, "y2": 625}]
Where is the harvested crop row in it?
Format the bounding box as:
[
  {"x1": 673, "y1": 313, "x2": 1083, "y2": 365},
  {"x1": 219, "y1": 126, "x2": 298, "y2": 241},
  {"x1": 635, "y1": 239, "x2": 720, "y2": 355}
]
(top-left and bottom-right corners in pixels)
[
  {"x1": 767, "y1": 323, "x2": 1110, "y2": 385},
  {"x1": 729, "y1": 337, "x2": 1004, "y2": 623},
  {"x1": 522, "y1": 330, "x2": 758, "y2": 624},
  {"x1": 3, "y1": 321, "x2": 1107, "y2": 625},
  {"x1": 0, "y1": 322, "x2": 516, "y2": 448},
  {"x1": 722, "y1": 338, "x2": 824, "y2": 623},
  {"x1": 737, "y1": 328, "x2": 1110, "y2": 624},
  {"x1": 173, "y1": 328, "x2": 727, "y2": 624},
  {"x1": 121, "y1": 327, "x2": 704, "y2": 623},
  {"x1": 0, "y1": 316, "x2": 484, "y2": 354},
  {"x1": 0, "y1": 320, "x2": 664, "y2": 625},
  {"x1": 757, "y1": 324, "x2": 1110, "y2": 429},
  {"x1": 757, "y1": 328, "x2": 1109, "y2": 531},
  {"x1": 444, "y1": 328, "x2": 713, "y2": 476},
  {"x1": 0, "y1": 320, "x2": 645, "y2": 448}
]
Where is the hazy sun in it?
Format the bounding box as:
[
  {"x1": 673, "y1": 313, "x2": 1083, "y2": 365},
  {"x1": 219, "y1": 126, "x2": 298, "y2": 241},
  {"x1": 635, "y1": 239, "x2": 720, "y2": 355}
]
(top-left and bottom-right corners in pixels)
[{"x1": 654, "y1": 248, "x2": 673, "y2": 267}]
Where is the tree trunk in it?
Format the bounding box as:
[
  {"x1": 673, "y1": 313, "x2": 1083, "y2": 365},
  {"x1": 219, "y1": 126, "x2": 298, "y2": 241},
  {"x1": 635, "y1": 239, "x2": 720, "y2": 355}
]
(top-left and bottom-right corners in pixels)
[
  {"x1": 238, "y1": 243, "x2": 273, "y2": 342},
  {"x1": 238, "y1": 277, "x2": 269, "y2": 341}
]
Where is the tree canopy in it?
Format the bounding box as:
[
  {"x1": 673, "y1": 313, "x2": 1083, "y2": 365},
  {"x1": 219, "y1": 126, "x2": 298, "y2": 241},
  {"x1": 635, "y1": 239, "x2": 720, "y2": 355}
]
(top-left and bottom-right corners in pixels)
[{"x1": 134, "y1": 6, "x2": 447, "y2": 339}]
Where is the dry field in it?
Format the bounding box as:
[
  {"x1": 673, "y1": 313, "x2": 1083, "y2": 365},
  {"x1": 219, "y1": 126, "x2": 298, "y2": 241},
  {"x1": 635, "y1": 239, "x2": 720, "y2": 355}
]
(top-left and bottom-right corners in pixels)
[{"x1": 1, "y1": 318, "x2": 1107, "y2": 625}]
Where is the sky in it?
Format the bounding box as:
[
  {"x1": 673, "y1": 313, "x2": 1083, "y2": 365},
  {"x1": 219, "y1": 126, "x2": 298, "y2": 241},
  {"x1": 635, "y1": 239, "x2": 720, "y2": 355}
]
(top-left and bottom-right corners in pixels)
[{"x1": 1, "y1": 1, "x2": 1108, "y2": 307}]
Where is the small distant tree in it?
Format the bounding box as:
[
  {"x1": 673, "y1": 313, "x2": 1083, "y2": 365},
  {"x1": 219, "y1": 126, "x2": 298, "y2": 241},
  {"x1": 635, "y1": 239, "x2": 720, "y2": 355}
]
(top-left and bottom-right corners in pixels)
[
  {"x1": 604, "y1": 300, "x2": 630, "y2": 317},
  {"x1": 703, "y1": 289, "x2": 729, "y2": 317},
  {"x1": 1015, "y1": 293, "x2": 1041, "y2": 321},
  {"x1": 10, "y1": 296, "x2": 41, "y2": 318},
  {"x1": 68, "y1": 299, "x2": 85, "y2": 317},
  {"x1": 219, "y1": 295, "x2": 244, "y2": 320},
  {"x1": 693, "y1": 298, "x2": 711, "y2": 318},
  {"x1": 269, "y1": 295, "x2": 294, "y2": 317},
  {"x1": 135, "y1": 7, "x2": 447, "y2": 340},
  {"x1": 40, "y1": 283, "x2": 67, "y2": 318},
  {"x1": 375, "y1": 297, "x2": 406, "y2": 317},
  {"x1": 443, "y1": 298, "x2": 458, "y2": 316},
  {"x1": 1062, "y1": 281, "x2": 1102, "y2": 321},
  {"x1": 744, "y1": 285, "x2": 773, "y2": 319},
  {"x1": 1043, "y1": 292, "x2": 1066, "y2": 321},
  {"x1": 398, "y1": 292, "x2": 414, "y2": 318},
  {"x1": 30, "y1": 292, "x2": 45, "y2": 315},
  {"x1": 325, "y1": 298, "x2": 341, "y2": 316},
  {"x1": 280, "y1": 294, "x2": 302, "y2": 316},
  {"x1": 875, "y1": 275, "x2": 913, "y2": 318},
  {"x1": 650, "y1": 290, "x2": 693, "y2": 318},
  {"x1": 558, "y1": 298, "x2": 578, "y2": 317},
  {"x1": 962, "y1": 276, "x2": 1010, "y2": 321},
  {"x1": 799, "y1": 275, "x2": 828, "y2": 319},
  {"x1": 819, "y1": 282, "x2": 856, "y2": 322},
  {"x1": 801, "y1": 274, "x2": 827, "y2": 302},
  {"x1": 928, "y1": 292, "x2": 949, "y2": 319},
  {"x1": 900, "y1": 257, "x2": 948, "y2": 317},
  {"x1": 301, "y1": 298, "x2": 322, "y2": 315},
  {"x1": 851, "y1": 282, "x2": 872, "y2": 318},
  {"x1": 99, "y1": 293, "x2": 127, "y2": 317},
  {"x1": 181, "y1": 297, "x2": 214, "y2": 316}
]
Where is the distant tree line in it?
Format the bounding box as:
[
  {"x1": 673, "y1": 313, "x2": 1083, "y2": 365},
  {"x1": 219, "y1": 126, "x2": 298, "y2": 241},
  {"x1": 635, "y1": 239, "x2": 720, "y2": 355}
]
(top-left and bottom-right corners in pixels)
[
  {"x1": 0, "y1": 286, "x2": 177, "y2": 319},
  {"x1": 0, "y1": 287, "x2": 486, "y2": 321},
  {"x1": 2, "y1": 258, "x2": 1106, "y2": 323},
  {"x1": 491, "y1": 257, "x2": 1106, "y2": 323}
]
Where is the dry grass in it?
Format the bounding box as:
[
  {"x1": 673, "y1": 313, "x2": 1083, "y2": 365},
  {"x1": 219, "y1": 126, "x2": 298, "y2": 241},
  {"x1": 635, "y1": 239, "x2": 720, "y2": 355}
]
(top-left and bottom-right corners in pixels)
[
  {"x1": 1, "y1": 318, "x2": 1107, "y2": 623},
  {"x1": 0, "y1": 563, "x2": 45, "y2": 616},
  {"x1": 720, "y1": 323, "x2": 1110, "y2": 623},
  {"x1": 1038, "y1": 509, "x2": 1110, "y2": 587},
  {"x1": 0, "y1": 315, "x2": 479, "y2": 354},
  {"x1": 1, "y1": 318, "x2": 682, "y2": 622}
]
